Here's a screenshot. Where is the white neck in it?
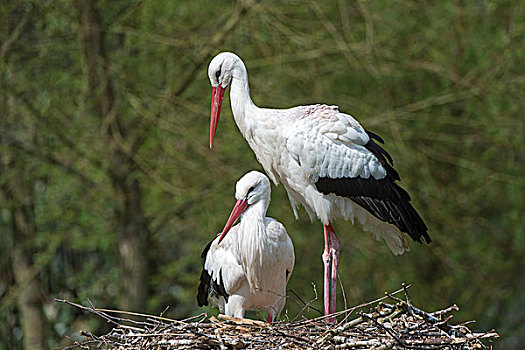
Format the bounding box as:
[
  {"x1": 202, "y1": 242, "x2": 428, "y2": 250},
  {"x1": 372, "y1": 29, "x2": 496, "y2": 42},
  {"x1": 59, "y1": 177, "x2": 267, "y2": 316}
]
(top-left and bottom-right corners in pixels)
[
  {"x1": 229, "y1": 62, "x2": 257, "y2": 130},
  {"x1": 228, "y1": 59, "x2": 282, "y2": 182},
  {"x1": 237, "y1": 201, "x2": 268, "y2": 245},
  {"x1": 236, "y1": 200, "x2": 268, "y2": 291}
]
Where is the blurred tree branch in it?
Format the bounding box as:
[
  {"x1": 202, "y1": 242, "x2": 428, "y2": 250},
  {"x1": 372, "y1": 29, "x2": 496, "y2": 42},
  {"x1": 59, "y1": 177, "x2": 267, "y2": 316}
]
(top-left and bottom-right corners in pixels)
[
  {"x1": 4, "y1": 88, "x2": 105, "y2": 173},
  {"x1": 4, "y1": 138, "x2": 96, "y2": 187},
  {"x1": 0, "y1": 3, "x2": 29, "y2": 60}
]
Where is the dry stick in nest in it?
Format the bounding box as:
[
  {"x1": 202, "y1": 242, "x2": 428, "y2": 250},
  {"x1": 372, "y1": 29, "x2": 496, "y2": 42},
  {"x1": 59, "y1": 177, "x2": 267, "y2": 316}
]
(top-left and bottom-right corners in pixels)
[
  {"x1": 385, "y1": 287, "x2": 459, "y2": 337},
  {"x1": 359, "y1": 311, "x2": 406, "y2": 347}
]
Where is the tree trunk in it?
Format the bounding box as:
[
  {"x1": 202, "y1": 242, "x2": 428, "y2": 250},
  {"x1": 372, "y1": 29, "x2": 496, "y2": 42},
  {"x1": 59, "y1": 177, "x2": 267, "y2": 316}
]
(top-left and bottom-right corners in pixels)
[
  {"x1": 114, "y1": 178, "x2": 150, "y2": 311},
  {"x1": 11, "y1": 248, "x2": 46, "y2": 350},
  {"x1": 1, "y1": 66, "x2": 46, "y2": 349},
  {"x1": 76, "y1": 0, "x2": 150, "y2": 312},
  {"x1": 1, "y1": 170, "x2": 46, "y2": 350}
]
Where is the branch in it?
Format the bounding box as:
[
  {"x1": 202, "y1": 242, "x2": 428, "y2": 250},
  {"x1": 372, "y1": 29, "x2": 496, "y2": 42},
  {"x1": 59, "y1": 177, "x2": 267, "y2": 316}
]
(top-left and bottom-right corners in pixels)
[
  {"x1": 6, "y1": 137, "x2": 96, "y2": 187},
  {"x1": 386, "y1": 291, "x2": 458, "y2": 337},
  {"x1": 0, "y1": 1, "x2": 30, "y2": 60},
  {"x1": 171, "y1": 0, "x2": 254, "y2": 99},
  {"x1": 8, "y1": 90, "x2": 105, "y2": 171}
]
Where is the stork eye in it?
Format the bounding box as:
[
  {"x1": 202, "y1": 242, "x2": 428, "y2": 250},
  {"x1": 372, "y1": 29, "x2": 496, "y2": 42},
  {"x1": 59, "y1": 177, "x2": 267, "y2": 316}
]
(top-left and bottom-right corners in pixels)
[
  {"x1": 247, "y1": 186, "x2": 255, "y2": 194},
  {"x1": 215, "y1": 69, "x2": 221, "y2": 79}
]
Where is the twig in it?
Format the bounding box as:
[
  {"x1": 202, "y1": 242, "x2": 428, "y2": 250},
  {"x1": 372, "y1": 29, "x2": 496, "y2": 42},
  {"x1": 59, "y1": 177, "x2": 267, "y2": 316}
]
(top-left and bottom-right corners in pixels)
[
  {"x1": 431, "y1": 304, "x2": 459, "y2": 317},
  {"x1": 218, "y1": 314, "x2": 267, "y2": 327},
  {"x1": 359, "y1": 311, "x2": 406, "y2": 347},
  {"x1": 338, "y1": 273, "x2": 348, "y2": 320},
  {"x1": 214, "y1": 328, "x2": 227, "y2": 350},
  {"x1": 92, "y1": 307, "x2": 185, "y2": 325},
  {"x1": 402, "y1": 282, "x2": 412, "y2": 305},
  {"x1": 386, "y1": 292, "x2": 458, "y2": 337},
  {"x1": 289, "y1": 289, "x2": 323, "y2": 316}
]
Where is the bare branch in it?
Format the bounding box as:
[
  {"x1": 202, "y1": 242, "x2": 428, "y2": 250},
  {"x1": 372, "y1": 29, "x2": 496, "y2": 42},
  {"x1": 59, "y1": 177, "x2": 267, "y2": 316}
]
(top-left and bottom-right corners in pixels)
[{"x1": 5, "y1": 137, "x2": 96, "y2": 186}]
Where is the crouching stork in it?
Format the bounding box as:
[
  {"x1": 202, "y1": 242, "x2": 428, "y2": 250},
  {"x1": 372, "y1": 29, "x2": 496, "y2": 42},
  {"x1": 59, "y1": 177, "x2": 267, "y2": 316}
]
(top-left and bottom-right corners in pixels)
[{"x1": 197, "y1": 171, "x2": 295, "y2": 323}]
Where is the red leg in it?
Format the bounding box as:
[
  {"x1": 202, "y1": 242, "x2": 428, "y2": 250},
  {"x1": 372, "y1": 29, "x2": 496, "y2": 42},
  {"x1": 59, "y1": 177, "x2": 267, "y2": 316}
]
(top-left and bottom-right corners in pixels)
[
  {"x1": 267, "y1": 313, "x2": 273, "y2": 324},
  {"x1": 329, "y1": 224, "x2": 340, "y2": 318},
  {"x1": 322, "y1": 225, "x2": 331, "y2": 320}
]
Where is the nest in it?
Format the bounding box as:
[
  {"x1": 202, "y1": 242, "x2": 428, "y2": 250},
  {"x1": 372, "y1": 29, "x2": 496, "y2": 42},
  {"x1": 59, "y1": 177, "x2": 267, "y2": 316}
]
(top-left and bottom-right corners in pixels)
[{"x1": 56, "y1": 285, "x2": 498, "y2": 349}]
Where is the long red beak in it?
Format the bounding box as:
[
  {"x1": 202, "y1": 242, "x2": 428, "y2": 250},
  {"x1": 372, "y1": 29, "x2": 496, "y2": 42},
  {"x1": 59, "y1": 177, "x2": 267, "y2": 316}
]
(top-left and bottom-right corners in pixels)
[
  {"x1": 217, "y1": 199, "x2": 248, "y2": 244},
  {"x1": 210, "y1": 85, "x2": 226, "y2": 148}
]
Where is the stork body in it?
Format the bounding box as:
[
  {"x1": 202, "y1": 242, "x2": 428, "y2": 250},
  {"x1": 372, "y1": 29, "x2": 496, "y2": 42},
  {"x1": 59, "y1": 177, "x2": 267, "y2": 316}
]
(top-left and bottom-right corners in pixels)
[
  {"x1": 197, "y1": 171, "x2": 295, "y2": 322},
  {"x1": 207, "y1": 52, "x2": 431, "y2": 322}
]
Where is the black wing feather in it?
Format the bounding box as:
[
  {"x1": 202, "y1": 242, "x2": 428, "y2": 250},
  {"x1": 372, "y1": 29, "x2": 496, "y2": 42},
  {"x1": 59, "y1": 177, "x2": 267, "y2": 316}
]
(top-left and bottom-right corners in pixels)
[
  {"x1": 197, "y1": 239, "x2": 230, "y2": 307},
  {"x1": 315, "y1": 129, "x2": 431, "y2": 244},
  {"x1": 364, "y1": 130, "x2": 398, "y2": 180},
  {"x1": 366, "y1": 130, "x2": 385, "y2": 144},
  {"x1": 197, "y1": 268, "x2": 211, "y2": 306}
]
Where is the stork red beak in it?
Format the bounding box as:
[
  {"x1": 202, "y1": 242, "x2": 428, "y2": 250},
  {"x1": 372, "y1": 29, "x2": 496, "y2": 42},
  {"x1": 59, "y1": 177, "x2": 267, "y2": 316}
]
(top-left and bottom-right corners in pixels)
[
  {"x1": 210, "y1": 85, "x2": 226, "y2": 148},
  {"x1": 217, "y1": 199, "x2": 248, "y2": 244}
]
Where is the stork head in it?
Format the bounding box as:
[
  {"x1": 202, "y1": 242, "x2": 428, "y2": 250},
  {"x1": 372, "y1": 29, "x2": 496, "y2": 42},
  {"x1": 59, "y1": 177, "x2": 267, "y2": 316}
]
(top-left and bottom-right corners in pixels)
[
  {"x1": 218, "y1": 171, "x2": 271, "y2": 244},
  {"x1": 208, "y1": 52, "x2": 243, "y2": 148}
]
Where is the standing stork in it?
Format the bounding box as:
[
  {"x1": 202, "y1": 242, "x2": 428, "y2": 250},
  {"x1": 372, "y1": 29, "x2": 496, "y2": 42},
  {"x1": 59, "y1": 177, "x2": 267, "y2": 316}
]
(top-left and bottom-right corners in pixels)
[
  {"x1": 197, "y1": 171, "x2": 295, "y2": 323},
  {"x1": 207, "y1": 52, "x2": 431, "y2": 323}
]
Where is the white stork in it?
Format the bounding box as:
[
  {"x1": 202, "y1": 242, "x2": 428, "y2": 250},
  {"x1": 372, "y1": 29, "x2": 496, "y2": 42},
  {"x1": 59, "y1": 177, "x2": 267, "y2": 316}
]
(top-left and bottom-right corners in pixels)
[
  {"x1": 197, "y1": 171, "x2": 295, "y2": 323},
  {"x1": 207, "y1": 52, "x2": 431, "y2": 323}
]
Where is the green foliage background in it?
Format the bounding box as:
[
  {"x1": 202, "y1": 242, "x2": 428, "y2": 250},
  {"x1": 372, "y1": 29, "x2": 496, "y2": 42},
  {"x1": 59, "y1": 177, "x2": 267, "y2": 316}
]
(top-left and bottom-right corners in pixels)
[{"x1": 0, "y1": 0, "x2": 523, "y2": 349}]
